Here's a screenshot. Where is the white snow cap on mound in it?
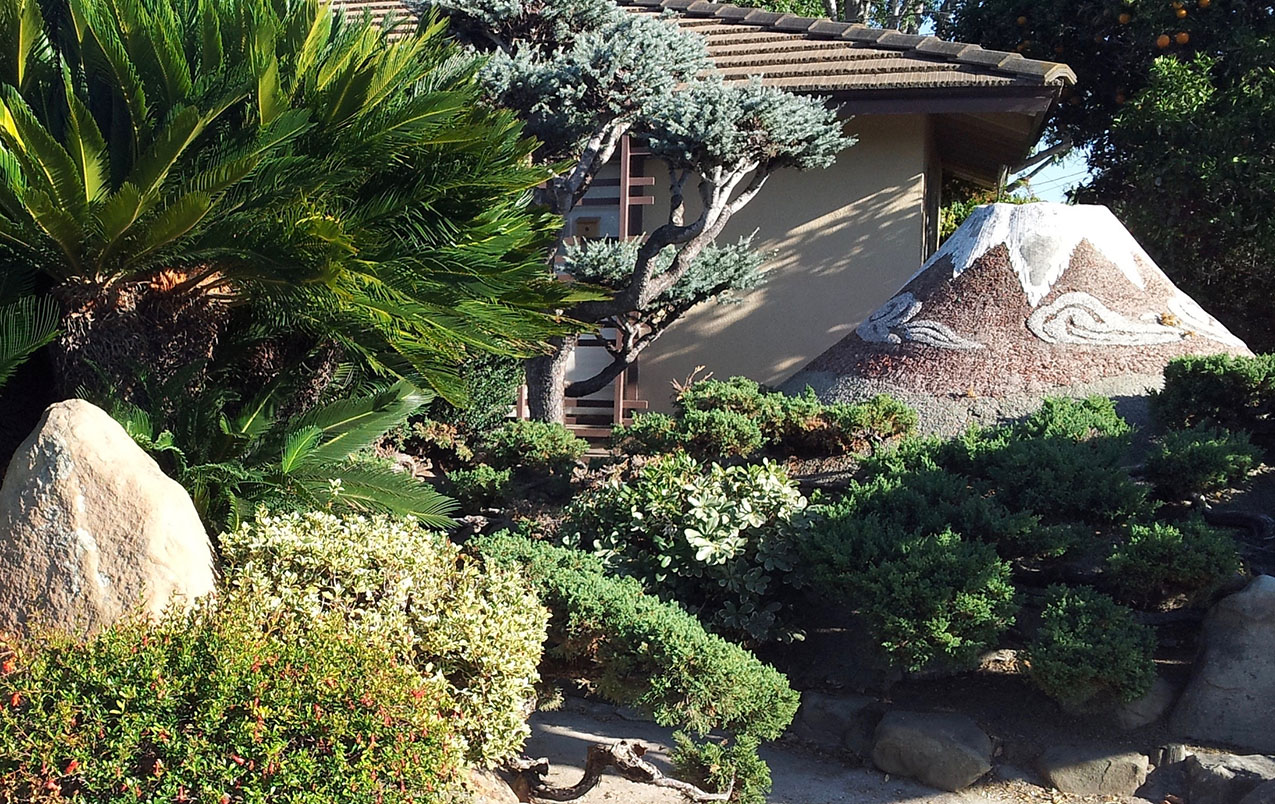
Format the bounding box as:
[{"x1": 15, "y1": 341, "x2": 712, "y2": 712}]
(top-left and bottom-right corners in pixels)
[{"x1": 914, "y1": 203, "x2": 1156, "y2": 306}]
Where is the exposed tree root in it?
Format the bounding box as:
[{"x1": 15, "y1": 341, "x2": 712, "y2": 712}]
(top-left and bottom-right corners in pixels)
[{"x1": 505, "y1": 741, "x2": 732, "y2": 803}]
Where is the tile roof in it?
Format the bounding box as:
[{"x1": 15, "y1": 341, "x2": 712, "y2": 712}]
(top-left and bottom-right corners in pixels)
[
  {"x1": 622, "y1": 0, "x2": 1075, "y2": 93},
  {"x1": 328, "y1": 0, "x2": 1075, "y2": 93}
]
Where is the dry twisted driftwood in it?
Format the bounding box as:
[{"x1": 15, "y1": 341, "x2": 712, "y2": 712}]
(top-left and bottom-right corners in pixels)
[{"x1": 505, "y1": 741, "x2": 732, "y2": 803}]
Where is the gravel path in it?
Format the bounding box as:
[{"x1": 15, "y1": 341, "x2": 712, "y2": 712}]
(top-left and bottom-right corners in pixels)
[{"x1": 522, "y1": 701, "x2": 1152, "y2": 804}]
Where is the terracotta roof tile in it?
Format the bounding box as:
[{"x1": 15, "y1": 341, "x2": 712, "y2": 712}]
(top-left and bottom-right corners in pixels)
[{"x1": 327, "y1": 0, "x2": 1077, "y2": 91}]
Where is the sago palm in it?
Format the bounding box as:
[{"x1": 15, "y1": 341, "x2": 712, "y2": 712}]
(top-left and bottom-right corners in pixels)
[
  {"x1": 113, "y1": 375, "x2": 457, "y2": 533},
  {"x1": 0, "y1": 0, "x2": 575, "y2": 403}
]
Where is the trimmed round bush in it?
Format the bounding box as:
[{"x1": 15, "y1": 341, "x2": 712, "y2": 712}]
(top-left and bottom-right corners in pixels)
[
  {"x1": 221, "y1": 510, "x2": 547, "y2": 764},
  {"x1": 445, "y1": 463, "x2": 513, "y2": 509},
  {"x1": 483, "y1": 419, "x2": 588, "y2": 476},
  {"x1": 1107, "y1": 519, "x2": 1240, "y2": 604},
  {"x1": 855, "y1": 529, "x2": 1018, "y2": 672},
  {"x1": 1025, "y1": 585, "x2": 1156, "y2": 706},
  {"x1": 0, "y1": 597, "x2": 466, "y2": 803},
  {"x1": 1146, "y1": 425, "x2": 1261, "y2": 499}
]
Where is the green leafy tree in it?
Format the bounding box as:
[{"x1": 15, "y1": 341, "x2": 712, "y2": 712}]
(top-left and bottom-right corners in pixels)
[
  {"x1": 417, "y1": 0, "x2": 851, "y2": 421},
  {"x1": 0, "y1": 0, "x2": 574, "y2": 407}
]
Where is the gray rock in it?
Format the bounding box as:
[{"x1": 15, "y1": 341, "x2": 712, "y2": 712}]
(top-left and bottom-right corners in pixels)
[
  {"x1": 871, "y1": 711, "x2": 993, "y2": 792},
  {"x1": 1173, "y1": 576, "x2": 1275, "y2": 753},
  {"x1": 0, "y1": 400, "x2": 215, "y2": 637},
  {"x1": 791, "y1": 692, "x2": 880, "y2": 756},
  {"x1": 1152, "y1": 744, "x2": 1193, "y2": 767},
  {"x1": 1037, "y1": 745, "x2": 1150, "y2": 796},
  {"x1": 1116, "y1": 676, "x2": 1179, "y2": 730},
  {"x1": 1239, "y1": 780, "x2": 1275, "y2": 804},
  {"x1": 1185, "y1": 753, "x2": 1275, "y2": 804}
]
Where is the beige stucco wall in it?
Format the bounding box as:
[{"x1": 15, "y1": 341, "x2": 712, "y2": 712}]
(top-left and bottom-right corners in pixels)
[{"x1": 636, "y1": 114, "x2": 932, "y2": 411}]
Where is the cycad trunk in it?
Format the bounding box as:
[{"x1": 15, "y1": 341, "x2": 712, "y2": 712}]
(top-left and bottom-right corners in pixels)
[
  {"x1": 525, "y1": 335, "x2": 576, "y2": 423},
  {"x1": 51, "y1": 273, "x2": 226, "y2": 403}
]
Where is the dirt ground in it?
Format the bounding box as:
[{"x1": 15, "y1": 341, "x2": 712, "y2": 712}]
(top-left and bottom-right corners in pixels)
[{"x1": 523, "y1": 701, "x2": 1156, "y2": 804}]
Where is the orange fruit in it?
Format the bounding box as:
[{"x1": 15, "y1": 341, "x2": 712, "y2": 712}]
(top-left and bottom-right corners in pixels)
[
  {"x1": 1118, "y1": 12, "x2": 1132, "y2": 22},
  {"x1": 1115, "y1": 91, "x2": 1127, "y2": 103},
  {"x1": 1156, "y1": 33, "x2": 1171, "y2": 47},
  {"x1": 1176, "y1": 7, "x2": 1188, "y2": 16},
  {"x1": 1017, "y1": 40, "x2": 1030, "y2": 51},
  {"x1": 1198, "y1": 0, "x2": 1211, "y2": 7},
  {"x1": 1176, "y1": 30, "x2": 1190, "y2": 43},
  {"x1": 1017, "y1": 15, "x2": 1028, "y2": 24}
]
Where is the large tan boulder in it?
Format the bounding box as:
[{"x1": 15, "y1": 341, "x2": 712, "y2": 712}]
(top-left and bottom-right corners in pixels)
[{"x1": 0, "y1": 399, "x2": 215, "y2": 637}]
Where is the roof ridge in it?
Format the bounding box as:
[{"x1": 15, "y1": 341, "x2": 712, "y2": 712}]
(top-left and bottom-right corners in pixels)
[{"x1": 619, "y1": 0, "x2": 1075, "y2": 85}]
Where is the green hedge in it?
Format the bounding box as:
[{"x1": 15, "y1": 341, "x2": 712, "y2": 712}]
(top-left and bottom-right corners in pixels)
[
  {"x1": 1107, "y1": 519, "x2": 1240, "y2": 605},
  {"x1": 613, "y1": 377, "x2": 915, "y2": 460}
]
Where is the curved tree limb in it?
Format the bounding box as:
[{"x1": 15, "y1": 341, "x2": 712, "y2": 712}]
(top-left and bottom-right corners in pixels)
[{"x1": 506, "y1": 741, "x2": 733, "y2": 803}]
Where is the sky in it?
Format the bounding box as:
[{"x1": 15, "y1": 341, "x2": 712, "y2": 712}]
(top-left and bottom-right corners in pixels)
[{"x1": 1014, "y1": 147, "x2": 1093, "y2": 203}]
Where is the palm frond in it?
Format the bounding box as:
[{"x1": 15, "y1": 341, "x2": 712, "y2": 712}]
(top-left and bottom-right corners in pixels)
[
  {"x1": 0, "y1": 293, "x2": 57, "y2": 387},
  {"x1": 295, "y1": 463, "x2": 458, "y2": 528},
  {"x1": 288, "y1": 379, "x2": 429, "y2": 466}
]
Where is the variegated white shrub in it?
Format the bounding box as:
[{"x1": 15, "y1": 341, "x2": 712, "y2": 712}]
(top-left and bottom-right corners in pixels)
[
  {"x1": 561, "y1": 452, "x2": 809, "y2": 644},
  {"x1": 220, "y1": 509, "x2": 548, "y2": 765}
]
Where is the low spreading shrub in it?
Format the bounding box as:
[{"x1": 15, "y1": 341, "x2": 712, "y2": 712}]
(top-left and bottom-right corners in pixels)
[
  {"x1": 974, "y1": 399, "x2": 1147, "y2": 524},
  {"x1": 1154, "y1": 353, "x2": 1275, "y2": 435},
  {"x1": 1025, "y1": 586, "x2": 1157, "y2": 706},
  {"x1": 610, "y1": 412, "x2": 681, "y2": 455},
  {"x1": 800, "y1": 397, "x2": 1161, "y2": 671},
  {"x1": 802, "y1": 503, "x2": 1019, "y2": 671},
  {"x1": 862, "y1": 397, "x2": 1148, "y2": 526},
  {"x1": 445, "y1": 464, "x2": 513, "y2": 509},
  {"x1": 678, "y1": 408, "x2": 766, "y2": 459},
  {"x1": 561, "y1": 451, "x2": 809, "y2": 643},
  {"x1": 1106, "y1": 519, "x2": 1240, "y2": 605},
  {"x1": 855, "y1": 530, "x2": 1017, "y2": 671},
  {"x1": 483, "y1": 420, "x2": 588, "y2": 477},
  {"x1": 672, "y1": 733, "x2": 771, "y2": 804},
  {"x1": 1145, "y1": 425, "x2": 1261, "y2": 499},
  {"x1": 471, "y1": 531, "x2": 799, "y2": 741},
  {"x1": 221, "y1": 510, "x2": 547, "y2": 764},
  {"x1": 676, "y1": 376, "x2": 772, "y2": 418},
  {"x1": 652, "y1": 376, "x2": 915, "y2": 458},
  {"x1": 0, "y1": 598, "x2": 467, "y2": 804}
]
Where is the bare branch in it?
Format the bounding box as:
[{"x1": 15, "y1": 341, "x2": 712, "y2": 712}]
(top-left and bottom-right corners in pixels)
[{"x1": 505, "y1": 742, "x2": 732, "y2": 803}]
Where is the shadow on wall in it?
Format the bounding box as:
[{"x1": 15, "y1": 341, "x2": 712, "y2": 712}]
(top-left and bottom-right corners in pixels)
[{"x1": 640, "y1": 172, "x2": 927, "y2": 410}]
